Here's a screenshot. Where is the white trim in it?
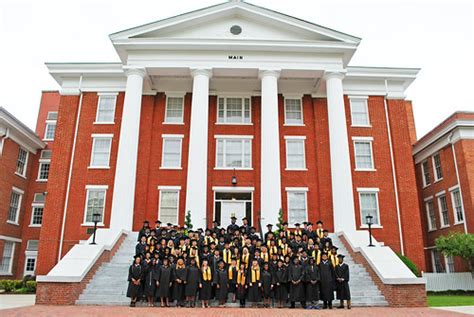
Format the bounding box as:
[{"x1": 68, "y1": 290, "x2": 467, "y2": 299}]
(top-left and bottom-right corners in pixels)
[
  {"x1": 89, "y1": 135, "x2": 113, "y2": 168},
  {"x1": 7, "y1": 187, "x2": 24, "y2": 225},
  {"x1": 360, "y1": 224, "x2": 383, "y2": 229},
  {"x1": 285, "y1": 137, "x2": 306, "y2": 170},
  {"x1": 97, "y1": 92, "x2": 119, "y2": 96},
  {"x1": 161, "y1": 134, "x2": 184, "y2": 138},
  {"x1": 164, "y1": 95, "x2": 185, "y2": 124},
  {"x1": 283, "y1": 96, "x2": 304, "y2": 126},
  {"x1": 82, "y1": 186, "x2": 107, "y2": 226},
  {"x1": 285, "y1": 187, "x2": 309, "y2": 192},
  {"x1": 357, "y1": 188, "x2": 381, "y2": 227},
  {"x1": 214, "y1": 167, "x2": 253, "y2": 171},
  {"x1": 23, "y1": 253, "x2": 38, "y2": 276},
  {"x1": 215, "y1": 137, "x2": 252, "y2": 169},
  {"x1": 353, "y1": 138, "x2": 375, "y2": 171},
  {"x1": 164, "y1": 91, "x2": 186, "y2": 97},
  {"x1": 286, "y1": 190, "x2": 308, "y2": 225},
  {"x1": 158, "y1": 185, "x2": 182, "y2": 190},
  {"x1": 212, "y1": 186, "x2": 255, "y2": 192},
  {"x1": 356, "y1": 187, "x2": 380, "y2": 192},
  {"x1": 216, "y1": 95, "x2": 252, "y2": 125},
  {"x1": 425, "y1": 199, "x2": 437, "y2": 232},
  {"x1": 284, "y1": 135, "x2": 306, "y2": 140},
  {"x1": 349, "y1": 97, "x2": 371, "y2": 127},
  {"x1": 43, "y1": 121, "x2": 56, "y2": 141},
  {"x1": 0, "y1": 241, "x2": 15, "y2": 275},
  {"x1": 449, "y1": 187, "x2": 465, "y2": 225},
  {"x1": 37, "y1": 160, "x2": 50, "y2": 181},
  {"x1": 94, "y1": 94, "x2": 117, "y2": 124},
  {"x1": 15, "y1": 147, "x2": 29, "y2": 178},
  {"x1": 436, "y1": 194, "x2": 450, "y2": 229},
  {"x1": 0, "y1": 235, "x2": 22, "y2": 243},
  {"x1": 448, "y1": 184, "x2": 460, "y2": 192},
  {"x1": 91, "y1": 133, "x2": 114, "y2": 138},
  {"x1": 435, "y1": 190, "x2": 446, "y2": 197},
  {"x1": 158, "y1": 188, "x2": 180, "y2": 225},
  {"x1": 431, "y1": 249, "x2": 441, "y2": 273},
  {"x1": 85, "y1": 185, "x2": 109, "y2": 190},
  {"x1": 444, "y1": 255, "x2": 455, "y2": 273},
  {"x1": 352, "y1": 136, "x2": 374, "y2": 141},
  {"x1": 421, "y1": 160, "x2": 431, "y2": 188},
  {"x1": 161, "y1": 136, "x2": 183, "y2": 169},
  {"x1": 432, "y1": 153, "x2": 443, "y2": 182},
  {"x1": 424, "y1": 195, "x2": 434, "y2": 202},
  {"x1": 214, "y1": 134, "x2": 253, "y2": 139},
  {"x1": 12, "y1": 186, "x2": 25, "y2": 195},
  {"x1": 348, "y1": 95, "x2": 369, "y2": 100},
  {"x1": 30, "y1": 203, "x2": 44, "y2": 227},
  {"x1": 449, "y1": 140, "x2": 468, "y2": 233}
]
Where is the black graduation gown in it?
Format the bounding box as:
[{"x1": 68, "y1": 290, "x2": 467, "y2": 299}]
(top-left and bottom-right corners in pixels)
[
  {"x1": 304, "y1": 264, "x2": 320, "y2": 302},
  {"x1": 185, "y1": 265, "x2": 200, "y2": 297},
  {"x1": 172, "y1": 267, "x2": 187, "y2": 301},
  {"x1": 156, "y1": 265, "x2": 173, "y2": 298},
  {"x1": 127, "y1": 264, "x2": 143, "y2": 298},
  {"x1": 135, "y1": 242, "x2": 146, "y2": 257},
  {"x1": 199, "y1": 269, "x2": 213, "y2": 300},
  {"x1": 236, "y1": 271, "x2": 247, "y2": 300},
  {"x1": 228, "y1": 266, "x2": 238, "y2": 293},
  {"x1": 214, "y1": 268, "x2": 229, "y2": 301},
  {"x1": 272, "y1": 267, "x2": 288, "y2": 301},
  {"x1": 143, "y1": 264, "x2": 159, "y2": 297},
  {"x1": 288, "y1": 264, "x2": 305, "y2": 302},
  {"x1": 319, "y1": 260, "x2": 335, "y2": 301},
  {"x1": 261, "y1": 270, "x2": 273, "y2": 298},
  {"x1": 335, "y1": 263, "x2": 351, "y2": 300},
  {"x1": 247, "y1": 267, "x2": 261, "y2": 302}
]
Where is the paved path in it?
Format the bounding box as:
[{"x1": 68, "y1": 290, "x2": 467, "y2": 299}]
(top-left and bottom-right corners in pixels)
[
  {"x1": 0, "y1": 306, "x2": 472, "y2": 316},
  {"x1": 433, "y1": 306, "x2": 474, "y2": 315},
  {"x1": 0, "y1": 295, "x2": 35, "y2": 310}
]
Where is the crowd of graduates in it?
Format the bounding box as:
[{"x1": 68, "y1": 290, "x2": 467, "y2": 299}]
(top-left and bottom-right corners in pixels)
[{"x1": 127, "y1": 217, "x2": 351, "y2": 309}]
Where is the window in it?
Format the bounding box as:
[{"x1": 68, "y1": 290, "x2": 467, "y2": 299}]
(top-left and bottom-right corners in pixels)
[
  {"x1": 37, "y1": 161, "x2": 50, "y2": 181},
  {"x1": 217, "y1": 97, "x2": 251, "y2": 124},
  {"x1": 426, "y1": 200, "x2": 436, "y2": 231},
  {"x1": 358, "y1": 189, "x2": 380, "y2": 226},
  {"x1": 7, "y1": 188, "x2": 23, "y2": 224},
  {"x1": 95, "y1": 95, "x2": 116, "y2": 123},
  {"x1": 431, "y1": 250, "x2": 444, "y2": 273},
  {"x1": 24, "y1": 257, "x2": 36, "y2": 276},
  {"x1": 350, "y1": 97, "x2": 370, "y2": 126},
  {"x1": 158, "y1": 188, "x2": 179, "y2": 224},
  {"x1": 450, "y1": 188, "x2": 464, "y2": 223},
  {"x1": 33, "y1": 193, "x2": 46, "y2": 204},
  {"x1": 40, "y1": 150, "x2": 52, "y2": 160},
  {"x1": 432, "y1": 153, "x2": 443, "y2": 181},
  {"x1": 285, "y1": 137, "x2": 306, "y2": 170},
  {"x1": 353, "y1": 138, "x2": 374, "y2": 170},
  {"x1": 444, "y1": 255, "x2": 455, "y2": 273},
  {"x1": 161, "y1": 135, "x2": 183, "y2": 168},
  {"x1": 44, "y1": 122, "x2": 56, "y2": 141},
  {"x1": 47, "y1": 111, "x2": 58, "y2": 120},
  {"x1": 15, "y1": 148, "x2": 28, "y2": 177},
  {"x1": 215, "y1": 137, "x2": 252, "y2": 169},
  {"x1": 421, "y1": 161, "x2": 431, "y2": 187},
  {"x1": 164, "y1": 96, "x2": 184, "y2": 123},
  {"x1": 83, "y1": 186, "x2": 107, "y2": 225},
  {"x1": 30, "y1": 205, "x2": 44, "y2": 226},
  {"x1": 437, "y1": 194, "x2": 449, "y2": 228},
  {"x1": 26, "y1": 240, "x2": 39, "y2": 251},
  {"x1": 90, "y1": 135, "x2": 112, "y2": 168},
  {"x1": 0, "y1": 241, "x2": 15, "y2": 274},
  {"x1": 284, "y1": 98, "x2": 303, "y2": 125},
  {"x1": 286, "y1": 189, "x2": 307, "y2": 225}
]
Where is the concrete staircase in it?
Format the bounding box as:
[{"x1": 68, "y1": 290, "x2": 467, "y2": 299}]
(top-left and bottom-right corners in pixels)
[
  {"x1": 76, "y1": 231, "x2": 387, "y2": 306},
  {"x1": 330, "y1": 234, "x2": 388, "y2": 307}
]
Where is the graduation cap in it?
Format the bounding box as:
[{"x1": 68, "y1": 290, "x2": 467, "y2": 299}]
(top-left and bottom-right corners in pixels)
[
  {"x1": 282, "y1": 221, "x2": 288, "y2": 226},
  {"x1": 321, "y1": 252, "x2": 329, "y2": 256},
  {"x1": 167, "y1": 223, "x2": 173, "y2": 227},
  {"x1": 250, "y1": 226, "x2": 256, "y2": 230},
  {"x1": 143, "y1": 220, "x2": 149, "y2": 224},
  {"x1": 316, "y1": 220, "x2": 323, "y2": 225},
  {"x1": 331, "y1": 246, "x2": 339, "y2": 250},
  {"x1": 302, "y1": 222, "x2": 308, "y2": 225},
  {"x1": 267, "y1": 224, "x2": 273, "y2": 228},
  {"x1": 277, "y1": 258, "x2": 284, "y2": 263},
  {"x1": 323, "y1": 229, "x2": 329, "y2": 233},
  {"x1": 155, "y1": 220, "x2": 162, "y2": 224},
  {"x1": 308, "y1": 222, "x2": 313, "y2": 226},
  {"x1": 217, "y1": 259, "x2": 225, "y2": 264},
  {"x1": 231, "y1": 216, "x2": 237, "y2": 220},
  {"x1": 337, "y1": 254, "x2": 345, "y2": 259},
  {"x1": 294, "y1": 223, "x2": 301, "y2": 227},
  {"x1": 133, "y1": 255, "x2": 141, "y2": 260},
  {"x1": 242, "y1": 217, "x2": 248, "y2": 221}
]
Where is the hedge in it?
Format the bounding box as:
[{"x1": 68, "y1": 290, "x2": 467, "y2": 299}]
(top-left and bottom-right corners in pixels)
[
  {"x1": 0, "y1": 279, "x2": 36, "y2": 293},
  {"x1": 396, "y1": 253, "x2": 421, "y2": 277}
]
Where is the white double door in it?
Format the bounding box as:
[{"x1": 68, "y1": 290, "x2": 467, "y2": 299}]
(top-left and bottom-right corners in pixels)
[{"x1": 220, "y1": 201, "x2": 246, "y2": 228}]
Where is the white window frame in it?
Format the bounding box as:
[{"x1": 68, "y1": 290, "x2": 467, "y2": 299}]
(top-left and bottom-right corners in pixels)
[
  {"x1": 160, "y1": 134, "x2": 184, "y2": 169},
  {"x1": 353, "y1": 136, "x2": 375, "y2": 171},
  {"x1": 431, "y1": 249, "x2": 443, "y2": 273},
  {"x1": 216, "y1": 95, "x2": 252, "y2": 125},
  {"x1": 214, "y1": 135, "x2": 253, "y2": 170},
  {"x1": 284, "y1": 136, "x2": 307, "y2": 170},
  {"x1": 349, "y1": 96, "x2": 371, "y2": 127},
  {"x1": 421, "y1": 160, "x2": 431, "y2": 188},
  {"x1": 164, "y1": 93, "x2": 185, "y2": 124},
  {"x1": 425, "y1": 196, "x2": 436, "y2": 231},
  {"x1": 23, "y1": 251, "x2": 38, "y2": 276},
  {"x1": 89, "y1": 134, "x2": 113, "y2": 169},
  {"x1": 29, "y1": 203, "x2": 44, "y2": 227},
  {"x1": 15, "y1": 147, "x2": 29, "y2": 178},
  {"x1": 43, "y1": 120, "x2": 57, "y2": 141},
  {"x1": 449, "y1": 186, "x2": 464, "y2": 224},
  {"x1": 357, "y1": 187, "x2": 382, "y2": 228},
  {"x1": 436, "y1": 191, "x2": 449, "y2": 228},
  {"x1": 94, "y1": 93, "x2": 117, "y2": 124},
  {"x1": 432, "y1": 153, "x2": 443, "y2": 182},
  {"x1": 7, "y1": 187, "x2": 24, "y2": 225},
  {"x1": 0, "y1": 241, "x2": 15, "y2": 275},
  {"x1": 37, "y1": 159, "x2": 51, "y2": 182},
  {"x1": 82, "y1": 185, "x2": 108, "y2": 226},
  {"x1": 285, "y1": 187, "x2": 308, "y2": 226},
  {"x1": 158, "y1": 186, "x2": 181, "y2": 225},
  {"x1": 283, "y1": 96, "x2": 304, "y2": 126}
]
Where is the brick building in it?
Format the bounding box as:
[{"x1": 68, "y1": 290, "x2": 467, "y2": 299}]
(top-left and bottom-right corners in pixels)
[{"x1": 413, "y1": 112, "x2": 473, "y2": 273}]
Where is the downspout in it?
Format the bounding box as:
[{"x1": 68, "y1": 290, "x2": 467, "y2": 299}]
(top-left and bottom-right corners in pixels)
[
  {"x1": 0, "y1": 127, "x2": 10, "y2": 156},
  {"x1": 448, "y1": 132, "x2": 468, "y2": 234},
  {"x1": 383, "y1": 79, "x2": 405, "y2": 255},
  {"x1": 58, "y1": 76, "x2": 83, "y2": 262}
]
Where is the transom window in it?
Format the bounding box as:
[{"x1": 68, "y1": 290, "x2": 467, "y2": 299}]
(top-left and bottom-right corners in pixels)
[
  {"x1": 354, "y1": 138, "x2": 374, "y2": 170},
  {"x1": 16, "y1": 148, "x2": 28, "y2": 177},
  {"x1": 350, "y1": 97, "x2": 370, "y2": 126},
  {"x1": 358, "y1": 189, "x2": 380, "y2": 226},
  {"x1": 95, "y1": 95, "x2": 116, "y2": 123},
  {"x1": 285, "y1": 137, "x2": 306, "y2": 170},
  {"x1": 7, "y1": 189, "x2": 23, "y2": 224},
  {"x1": 286, "y1": 190, "x2": 308, "y2": 225},
  {"x1": 165, "y1": 96, "x2": 184, "y2": 124},
  {"x1": 426, "y1": 200, "x2": 436, "y2": 231},
  {"x1": 44, "y1": 122, "x2": 56, "y2": 141},
  {"x1": 26, "y1": 240, "x2": 39, "y2": 251},
  {"x1": 161, "y1": 136, "x2": 183, "y2": 168},
  {"x1": 437, "y1": 194, "x2": 449, "y2": 228},
  {"x1": 284, "y1": 98, "x2": 303, "y2": 125},
  {"x1": 84, "y1": 186, "x2": 107, "y2": 225},
  {"x1": 47, "y1": 111, "x2": 58, "y2": 120},
  {"x1": 158, "y1": 189, "x2": 179, "y2": 224},
  {"x1": 37, "y1": 161, "x2": 50, "y2": 181},
  {"x1": 450, "y1": 188, "x2": 464, "y2": 223},
  {"x1": 432, "y1": 153, "x2": 443, "y2": 181},
  {"x1": 421, "y1": 160, "x2": 431, "y2": 187},
  {"x1": 0, "y1": 241, "x2": 14, "y2": 274},
  {"x1": 90, "y1": 136, "x2": 112, "y2": 168},
  {"x1": 217, "y1": 97, "x2": 251, "y2": 124},
  {"x1": 216, "y1": 137, "x2": 252, "y2": 169}
]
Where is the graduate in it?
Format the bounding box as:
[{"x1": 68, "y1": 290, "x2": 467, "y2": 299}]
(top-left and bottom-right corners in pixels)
[
  {"x1": 247, "y1": 259, "x2": 262, "y2": 307},
  {"x1": 335, "y1": 254, "x2": 351, "y2": 309},
  {"x1": 199, "y1": 259, "x2": 213, "y2": 308},
  {"x1": 272, "y1": 258, "x2": 288, "y2": 308},
  {"x1": 236, "y1": 263, "x2": 248, "y2": 308},
  {"x1": 315, "y1": 220, "x2": 324, "y2": 239},
  {"x1": 214, "y1": 259, "x2": 229, "y2": 307},
  {"x1": 228, "y1": 257, "x2": 238, "y2": 302},
  {"x1": 172, "y1": 258, "x2": 187, "y2": 307},
  {"x1": 261, "y1": 262, "x2": 273, "y2": 308},
  {"x1": 143, "y1": 258, "x2": 159, "y2": 307},
  {"x1": 319, "y1": 252, "x2": 335, "y2": 309},
  {"x1": 329, "y1": 246, "x2": 340, "y2": 267},
  {"x1": 136, "y1": 236, "x2": 147, "y2": 258},
  {"x1": 304, "y1": 257, "x2": 321, "y2": 309},
  {"x1": 185, "y1": 258, "x2": 200, "y2": 307},
  {"x1": 127, "y1": 255, "x2": 143, "y2": 307},
  {"x1": 157, "y1": 257, "x2": 173, "y2": 307},
  {"x1": 288, "y1": 256, "x2": 305, "y2": 309}
]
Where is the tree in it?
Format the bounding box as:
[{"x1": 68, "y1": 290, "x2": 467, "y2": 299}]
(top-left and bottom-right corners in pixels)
[
  {"x1": 435, "y1": 232, "x2": 474, "y2": 274},
  {"x1": 185, "y1": 210, "x2": 193, "y2": 231},
  {"x1": 276, "y1": 208, "x2": 284, "y2": 233}
]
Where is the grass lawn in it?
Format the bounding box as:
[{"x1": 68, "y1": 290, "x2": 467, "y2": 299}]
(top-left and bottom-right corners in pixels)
[{"x1": 428, "y1": 295, "x2": 474, "y2": 307}]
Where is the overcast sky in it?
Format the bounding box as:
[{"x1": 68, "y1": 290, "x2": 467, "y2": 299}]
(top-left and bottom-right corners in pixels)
[{"x1": 0, "y1": 0, "x2": 472, "y2": 137}]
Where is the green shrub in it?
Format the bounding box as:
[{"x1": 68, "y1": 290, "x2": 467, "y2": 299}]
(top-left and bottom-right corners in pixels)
[
  {"x1": 397, "y1": 253, "x2": 420, "y2": 277},
  {"x1": 26, "y1": 281, "x2": 37, "y2": 292},
  {"x1": 12, "y1": 287, "x2": 30, "y2": 294},
  {"x1": 0, "y1": 280, "x2": 34, "y2": 293}
]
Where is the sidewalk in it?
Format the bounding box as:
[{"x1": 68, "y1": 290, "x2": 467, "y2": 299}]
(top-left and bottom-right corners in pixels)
[
  {"x1": 0, "y1": 294, "x2": 35, "y2": 310},
  {"x1": 432, "y1": 306, "x2": 474, "y2": 316}
]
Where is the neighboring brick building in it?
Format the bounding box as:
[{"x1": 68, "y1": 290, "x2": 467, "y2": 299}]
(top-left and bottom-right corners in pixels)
[{"x1": 413, "y1": 112, "x2": 474, "y2": 273}]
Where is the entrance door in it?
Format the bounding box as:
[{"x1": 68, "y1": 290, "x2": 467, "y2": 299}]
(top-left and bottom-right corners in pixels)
[{"x1": 220, "y1": 201, "x2": 246, "y2": 228}]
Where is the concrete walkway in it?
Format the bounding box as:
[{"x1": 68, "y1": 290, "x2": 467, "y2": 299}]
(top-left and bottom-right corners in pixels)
[
  {"x1": 0, "y1": 294, "x2": 35, "y2": 310},
  {"x1": 433, "y1": 306, "x2": 474, "y2": 315}
]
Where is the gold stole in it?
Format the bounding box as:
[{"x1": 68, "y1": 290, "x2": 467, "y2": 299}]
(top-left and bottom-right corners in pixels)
[
  {"x1": 262, "y1": 252, "x2": 269, "y2": 263},
  {"x1": 251, "y1": 267, "x2": 260, "y2": 283},
  {"x1": 317, "y1": 229, "x2": 324, "y2": 238},
  {"x1": 281, "y1": 244, "x2": 288, "y2": 256},
  {"x1": 295, "y1": 230, "x2": 302, "y2": 236},
  {"x1": 312, "y1": 250, "x2": 321, "y2": 265},
  {"x1": 228, "y1": 266, "x2": 236, "y2": 280},
  {"x1": 237, "y1": 271, "x2": 246, "y2": 285},
  {"x1": 242, "y1": 254, "x2": 249, "y2": 267},
  {"x1": 203, "y1": 267, "x2": 212, "y2": 281},
  {"x1": 269, "y1": 246, "x2": 278, "y2": 256},
  {"x1": 330, "y1": 254, "x2": 339, "y2": 267},
  {"x1": 223, "y1": 249, "x2": 231, "y2": 264}
]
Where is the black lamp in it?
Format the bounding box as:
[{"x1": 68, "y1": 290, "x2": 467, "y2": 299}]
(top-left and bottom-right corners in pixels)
[
  {"x1": 90, "y1": 212, "x2": 101, "y2": 245},
  {"x1": 365, "y1": 215, "x2": 375, "y2": 247},
  {"x1": 231, "y1": 168, "x2": 237, "y2": 185}
]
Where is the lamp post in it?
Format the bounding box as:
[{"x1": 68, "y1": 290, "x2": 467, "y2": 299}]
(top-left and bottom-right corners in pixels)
[
  {"x1": 231, "y1": 168, "x2": 237, "y2": 185},
  {"x1": 366, "y1": 215, "x2": 375, "y2": 247},
  {"x1": 90, "y1": 212, "x2": 101, "y2": 245}
]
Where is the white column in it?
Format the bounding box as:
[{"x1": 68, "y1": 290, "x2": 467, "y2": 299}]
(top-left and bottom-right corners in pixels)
[
  {"x1": 110, "y1": 67, "x2": 145, "y2": 230},
  {"x1": 185, "y1": 68, "x2": 212, "y2": 230},
  {"x1": 325, "y1": 71, "x2": 356, "y2": 232},
  {"x1": 259, "y1": 70, "x2": 282, "y2": 228}
]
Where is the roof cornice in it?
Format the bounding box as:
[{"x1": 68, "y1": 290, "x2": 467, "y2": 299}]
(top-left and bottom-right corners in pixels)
[{"x1": 0, "y1": 107, "x2": 45, "y2": 153}]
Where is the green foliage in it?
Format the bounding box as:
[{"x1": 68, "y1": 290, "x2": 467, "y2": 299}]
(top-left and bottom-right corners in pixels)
[
  {"x1": 436, "y1": 232, "x2": 474, "y2": 273},
  {"x1": 396, "y1": 253, "x2": 420, "y2": 277},
  {"x1": 0, "y1": 280, "x2": 24, "y2": 292},
  {"x1": 428, "y1": 295, "x2": 474, "y2": 307},
  {"x1": 185, "y1": 210, "x2": 193, "y2": 230},
  {"x1": 276, "y1": 208, "x2": 284, "y2": 233},
  {"x1": 12, "y1": 287, "x2": 30, "y2": 294},
  {"x1": 26, "y1": 281, "x2": 37, "y2": 292}
]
